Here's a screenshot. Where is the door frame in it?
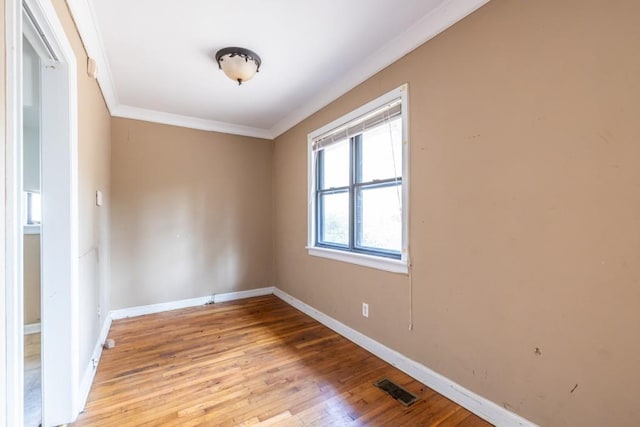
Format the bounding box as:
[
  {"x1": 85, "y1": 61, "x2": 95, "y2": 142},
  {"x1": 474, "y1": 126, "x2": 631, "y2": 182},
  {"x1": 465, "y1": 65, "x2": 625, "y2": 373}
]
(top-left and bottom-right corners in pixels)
[{"x1": 5, "y1": 0, "x2": 80, "y2": 425}]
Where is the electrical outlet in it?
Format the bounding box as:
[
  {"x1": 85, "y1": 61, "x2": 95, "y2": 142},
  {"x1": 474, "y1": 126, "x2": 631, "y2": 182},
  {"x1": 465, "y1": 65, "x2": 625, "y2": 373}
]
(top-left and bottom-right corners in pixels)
[{"x1": 362, "y1": 302, "x2": 369, "y2": 318}]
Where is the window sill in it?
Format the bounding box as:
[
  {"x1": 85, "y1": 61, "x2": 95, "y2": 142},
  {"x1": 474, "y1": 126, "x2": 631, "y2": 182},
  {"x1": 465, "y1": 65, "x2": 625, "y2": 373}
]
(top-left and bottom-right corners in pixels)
[
  {"x1": 23, "y1": 224, "x2": 41, "y2": 235},
  {"x1": 307, "y1": 246, "x2": 408, "y2": 274}
]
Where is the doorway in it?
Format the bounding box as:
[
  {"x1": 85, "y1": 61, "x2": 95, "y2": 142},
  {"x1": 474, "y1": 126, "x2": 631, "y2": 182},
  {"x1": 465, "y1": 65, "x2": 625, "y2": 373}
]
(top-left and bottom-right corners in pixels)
[
  {"x1": 5, "y1": 0, "x2": 80, "y2": 425},
  {"x1": 22, "y1": 32, "x2": 42, "y2": 427}
]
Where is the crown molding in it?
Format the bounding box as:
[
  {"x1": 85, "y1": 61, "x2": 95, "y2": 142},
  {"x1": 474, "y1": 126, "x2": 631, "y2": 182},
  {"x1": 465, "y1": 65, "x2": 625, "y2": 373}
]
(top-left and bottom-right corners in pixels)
[
  {"x1": 66, "y1": 0, "x2": 490, "y2": 140},
  {"x1": 268, "y1": 0, "x2": 490, "y2": 138},
  {"x1": 112, "y1": 105, "x2": 273, "y2": 139},
  {"x1": 66, "y1": 0, "x2": 274, "y2": 139}
]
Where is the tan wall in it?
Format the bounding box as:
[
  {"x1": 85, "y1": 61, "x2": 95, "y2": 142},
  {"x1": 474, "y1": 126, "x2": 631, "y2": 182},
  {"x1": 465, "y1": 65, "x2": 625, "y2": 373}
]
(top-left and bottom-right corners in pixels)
[
  {"x1": 273, "y1": 1, "x2": 640, "y2": 426},
  {"x1": 52, "y1": 0, "x2": 112, "y2": 374},
  {"x1": 23, "y1": 234, "x2": 40, "y2": 325},
  {"x1": 110, "y1": 118, "x2": 274, "y2": 309}
]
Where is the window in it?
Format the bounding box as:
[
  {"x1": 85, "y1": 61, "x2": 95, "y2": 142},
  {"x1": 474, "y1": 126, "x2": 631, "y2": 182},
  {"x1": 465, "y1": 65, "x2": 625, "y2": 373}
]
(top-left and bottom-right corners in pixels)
[
  {"x1": 23, "y1": 191, "x2": 41, "y2": 234},
  {"x1": 307, "y1": 85, "x2": 409, "y2": 273}
]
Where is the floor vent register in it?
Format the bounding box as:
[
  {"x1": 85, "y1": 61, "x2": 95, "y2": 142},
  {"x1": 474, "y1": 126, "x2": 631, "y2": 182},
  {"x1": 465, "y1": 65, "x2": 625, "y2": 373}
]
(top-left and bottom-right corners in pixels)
[{"x1": 374, "y1": 378, "x2": 420, "y2": 406}]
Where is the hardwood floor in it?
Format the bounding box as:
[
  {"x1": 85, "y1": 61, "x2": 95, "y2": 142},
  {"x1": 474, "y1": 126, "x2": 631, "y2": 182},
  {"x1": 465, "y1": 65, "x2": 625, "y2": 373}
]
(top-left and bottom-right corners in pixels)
[
  {"x1": 24, "y1": 332, "x2": 41, "y2": 427},
  {"x1": 74, "y1": 296, "x2": 491, "y2": 426}
]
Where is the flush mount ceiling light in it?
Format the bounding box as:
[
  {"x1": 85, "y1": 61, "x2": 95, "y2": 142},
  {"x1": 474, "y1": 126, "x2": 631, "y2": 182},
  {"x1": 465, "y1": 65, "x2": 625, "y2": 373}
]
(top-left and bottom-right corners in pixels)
[{"x1": 215, "y1": 47, "x2": 261, "y2": 85}]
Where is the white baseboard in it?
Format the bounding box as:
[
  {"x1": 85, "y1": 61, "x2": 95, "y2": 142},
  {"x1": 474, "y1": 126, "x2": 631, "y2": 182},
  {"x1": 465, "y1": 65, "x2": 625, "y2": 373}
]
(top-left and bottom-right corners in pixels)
[
  {"x1": 272, "y1": 287, "x2": 537, "y2": 427},
  {"x1": 212, "y1": 287, "x2": 274, "y2": 303},
  {"x1": 24, "y1": 322, "x2": 41, "y2": 335},
  {"x1": 110, "y1": 295, "x2": 212, "y2": 320},
  {"x1": 78, "y1": 315, "x2": 112, "y2": 412},
  {"x1": 110, "y1": 287, "x2": 275, "y2": 320}
]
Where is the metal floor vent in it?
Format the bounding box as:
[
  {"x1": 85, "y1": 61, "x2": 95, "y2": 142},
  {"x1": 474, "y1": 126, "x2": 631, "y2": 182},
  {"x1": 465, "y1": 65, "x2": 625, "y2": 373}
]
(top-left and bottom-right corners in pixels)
[{"x1": 374, "y1": 378, "x2": 419, "y2": 406}]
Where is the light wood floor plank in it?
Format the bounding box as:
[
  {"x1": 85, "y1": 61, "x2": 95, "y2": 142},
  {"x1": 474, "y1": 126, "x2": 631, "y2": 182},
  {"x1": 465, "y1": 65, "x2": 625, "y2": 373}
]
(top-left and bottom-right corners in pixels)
[{"x1": 74, "y1": 295, "x2": 492, "y2": 426}]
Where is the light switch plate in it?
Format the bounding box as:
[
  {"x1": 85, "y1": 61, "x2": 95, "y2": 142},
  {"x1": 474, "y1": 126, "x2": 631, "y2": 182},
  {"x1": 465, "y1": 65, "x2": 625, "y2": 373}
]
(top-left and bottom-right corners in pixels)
[{"x1": 96, "y1": 190, "x2": 103, "y2": 207}]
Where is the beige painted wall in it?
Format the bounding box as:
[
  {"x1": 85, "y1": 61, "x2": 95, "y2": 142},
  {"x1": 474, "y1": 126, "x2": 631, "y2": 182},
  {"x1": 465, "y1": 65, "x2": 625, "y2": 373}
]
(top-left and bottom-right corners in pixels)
[
  {"x1": 23, "y1": 234, "x2": 40, "y2": 325},
  {"x1": 273, "y1": 1, "x2": 640, "y2": 426},
  {"x1": 110, "y1": 118, "x2": 274, "y2": 309},
  {"x1": 52, "y1": 0, "x2": 112, "y2": 375}
]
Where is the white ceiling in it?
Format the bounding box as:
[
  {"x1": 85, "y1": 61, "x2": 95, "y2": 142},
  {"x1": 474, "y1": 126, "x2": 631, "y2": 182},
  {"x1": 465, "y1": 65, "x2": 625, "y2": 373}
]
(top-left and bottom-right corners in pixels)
[{"x1": 67, "y1": 0, "x2": 489, "y2": 139}]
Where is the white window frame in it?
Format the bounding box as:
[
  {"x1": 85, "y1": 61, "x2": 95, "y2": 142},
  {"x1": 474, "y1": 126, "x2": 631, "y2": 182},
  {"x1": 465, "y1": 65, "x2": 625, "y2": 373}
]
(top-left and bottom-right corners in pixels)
[{"x1": 307, "y1": 84, "x2": 410, "y2": 274}]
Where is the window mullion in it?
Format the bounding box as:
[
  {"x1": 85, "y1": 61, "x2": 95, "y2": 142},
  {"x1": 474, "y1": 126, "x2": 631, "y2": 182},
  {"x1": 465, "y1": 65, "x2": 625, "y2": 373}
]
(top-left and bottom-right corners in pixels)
[
  {"x1": 349, "y1": 136, "x2": 356, "y2": 251},
  {"x1": 354, "y1": 134, "x2": 363, "y2": 251},
  {"x1": 355, "y1": 177, "x2": 402, "y2": 190},
  {"x1": 317, "y1": 186, "x2": 349, "y2": 195}
]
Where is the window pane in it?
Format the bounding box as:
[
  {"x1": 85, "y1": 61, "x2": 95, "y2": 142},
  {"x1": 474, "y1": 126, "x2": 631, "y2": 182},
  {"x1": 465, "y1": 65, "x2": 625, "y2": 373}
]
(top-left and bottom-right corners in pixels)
[
  {"x1": 24, "y1": 191, "x2": 42, "y2": 225},
  {"x1": 30, "y1": 192, "x2": 41, "y2": 223},
  {"x1": 360, "y1": 117, "x2": 402, "y2": 183},
  {"x1": 319, "y1": 191, "x2": 349, "y2": 246},
  {"x1": 356, "y1": 185, "x2": 402, "y2": 252},
  {"x1": 320, "y1": 139, "x2": 349, "y2": 189}
]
